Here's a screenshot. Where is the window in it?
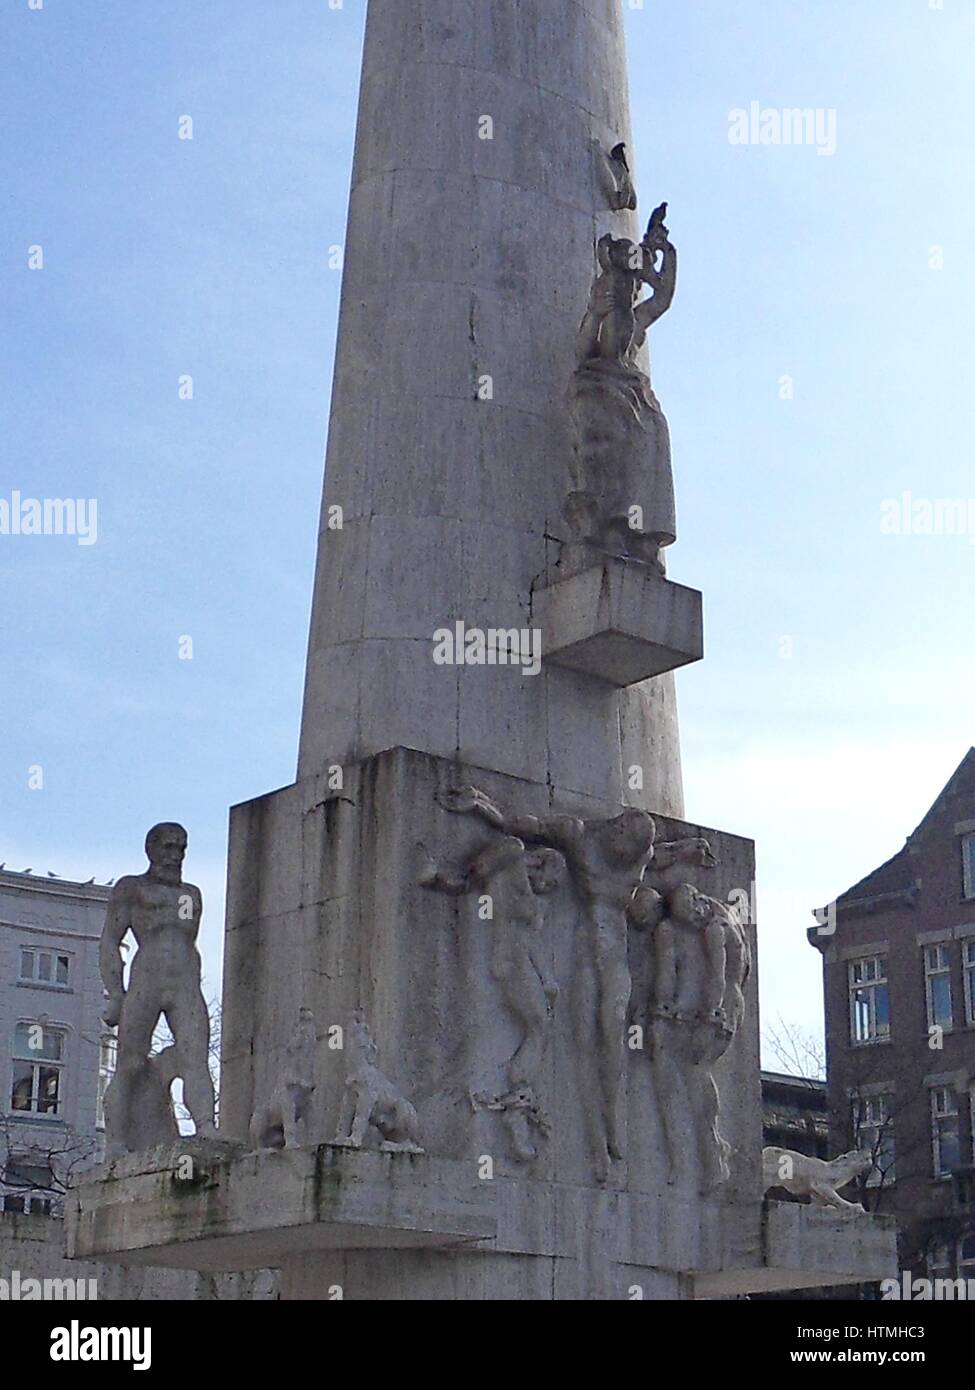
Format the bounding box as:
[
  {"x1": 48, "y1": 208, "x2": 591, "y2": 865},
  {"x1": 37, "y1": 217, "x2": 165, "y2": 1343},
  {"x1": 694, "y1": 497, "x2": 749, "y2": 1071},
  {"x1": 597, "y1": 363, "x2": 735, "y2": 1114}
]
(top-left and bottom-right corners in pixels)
[
  {"x1": 965, "y1": 941, "x2": 975, "y2": 1026},
  {"x1": 927, "y1": 1244, "x2": 952, "y2": 1281},
  {"x1": 853, "y1": 1093, "x2": 895, "y2": 1185},
  {"x1": 925, "y1": 944, "x2": 954, "y2": 1030},
  {"x1": 849, "y1": 955, "x2": 890, "y2": 1042},
  {"x1": 18, "y1": 948, "x2": 70, "y2": 988},
  {"x1": 10, "y1": 1023, "x2": 66, "y2": 1117},
  {"x1": 96, "y1": 1035, "x2": 117, "y2": 1130},
  {"x1": 964, "y1": 835, "x2": 975, "y2": 900},
  {"x1": 931, "y1": 1086, "x2": 962, "y2": 1177},
  {"x1": 1, "y1": 1158, "x2": 57, "y2": 1216},
  {"x1": 959, "y1": 1236, "x2": 975, "y2": 1281}
]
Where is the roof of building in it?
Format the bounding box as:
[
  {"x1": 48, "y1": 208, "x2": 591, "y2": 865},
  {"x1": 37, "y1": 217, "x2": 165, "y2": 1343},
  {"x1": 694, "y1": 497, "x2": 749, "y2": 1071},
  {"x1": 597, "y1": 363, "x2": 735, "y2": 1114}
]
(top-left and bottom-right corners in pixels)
[
  {"x1": 835, "y1": 846, "x2": 916, "y2": 906},
  {"x1": 833, "y1": 747, "x2": 975, "y2": 908},
  {"x1": 760, "y1": 1069, "x2": 827, "y2": 1096},
  {"x1": 0, "y1": 867, "x2": 112, "y2": 903},
  {"x1": 907, "y1": 746, "x2": 975, "y2": 845}
]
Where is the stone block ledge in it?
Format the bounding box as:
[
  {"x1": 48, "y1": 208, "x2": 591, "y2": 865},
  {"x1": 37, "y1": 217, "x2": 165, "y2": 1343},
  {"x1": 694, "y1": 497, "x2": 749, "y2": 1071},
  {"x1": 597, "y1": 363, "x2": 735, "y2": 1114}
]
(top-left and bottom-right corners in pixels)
[
  {"x1": 67, "y1": 1143, "x2": 896, "y2": 1292},
  {"x1": 533, "y1": 559, "x2": 704, "y2": 687}
]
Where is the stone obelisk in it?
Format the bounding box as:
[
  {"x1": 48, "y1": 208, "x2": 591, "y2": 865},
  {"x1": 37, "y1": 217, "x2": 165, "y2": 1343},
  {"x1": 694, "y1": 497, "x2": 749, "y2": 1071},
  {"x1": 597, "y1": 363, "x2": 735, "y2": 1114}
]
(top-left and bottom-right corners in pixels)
[
  {"x1": 69, "y1": 0, "x2": 897, "y2": 1304},
  {"x1": 298, "y1": 0, "x2": 685, "y2": 817}
]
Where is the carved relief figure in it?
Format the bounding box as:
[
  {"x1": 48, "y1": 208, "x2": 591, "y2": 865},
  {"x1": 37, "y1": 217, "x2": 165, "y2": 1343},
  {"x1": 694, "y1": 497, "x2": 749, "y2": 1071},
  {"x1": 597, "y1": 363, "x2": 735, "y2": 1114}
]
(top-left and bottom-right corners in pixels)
[
  {"x1": 100, "y1": 823, "x2": 216, "y2": 1157},
  {"x1": 566, "y1": 203, "x2": 678, "y2": 576},
  {"x1": 576, "y1": 206, "x2": 675, "y2": 367},
  {"x1": 333, "y1": 1010, "x2": 423, "y2": 1153},
  {"x1": 638, "y1": 884, "x2": 751, "y2": 1193},
  {"x1": 762, "y1": 1146, "x2": 872, "y2": 1215},
  {"x1": 440, "y1": 786, "x2": 712, "y2": 1179},
  {"x1": 249, "y1": 1008, "x2": 317, "y2": 1151},
  {"x1": 418, "y1": 836, "x2": 565, "y2": 1162},
  {"x1": 607, "y1": 142, "x2": 637, "y2": 212}
]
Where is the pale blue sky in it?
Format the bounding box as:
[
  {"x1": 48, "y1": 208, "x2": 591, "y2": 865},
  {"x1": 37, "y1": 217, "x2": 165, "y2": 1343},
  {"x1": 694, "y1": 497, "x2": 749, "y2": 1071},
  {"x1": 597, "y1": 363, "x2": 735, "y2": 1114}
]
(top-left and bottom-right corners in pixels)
[{"x1": 3, "y1": 1, "x2": 973, "y2": 1062}]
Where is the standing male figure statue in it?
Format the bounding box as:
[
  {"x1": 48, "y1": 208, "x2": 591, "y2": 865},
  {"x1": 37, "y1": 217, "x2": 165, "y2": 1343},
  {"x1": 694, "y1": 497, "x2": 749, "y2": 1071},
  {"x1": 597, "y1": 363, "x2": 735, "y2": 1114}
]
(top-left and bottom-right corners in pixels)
[{"x1": 100, "y1": 823, "x2": 217, "y2": 1156}]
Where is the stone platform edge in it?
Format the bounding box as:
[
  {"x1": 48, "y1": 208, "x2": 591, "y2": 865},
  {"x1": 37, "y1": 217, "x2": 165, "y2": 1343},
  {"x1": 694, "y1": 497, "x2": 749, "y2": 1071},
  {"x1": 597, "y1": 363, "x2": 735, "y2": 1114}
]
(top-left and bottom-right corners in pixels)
[{"x1": 67, "y1": 1142, "x2": 897, "y2": 1294}]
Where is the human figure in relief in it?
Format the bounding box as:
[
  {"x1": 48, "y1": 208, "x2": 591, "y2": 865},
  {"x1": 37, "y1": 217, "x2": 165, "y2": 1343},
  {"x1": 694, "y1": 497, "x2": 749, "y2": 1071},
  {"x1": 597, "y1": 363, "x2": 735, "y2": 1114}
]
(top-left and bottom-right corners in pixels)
[
  {"x1": 418, "y1": 835, "x2": 565, "y2": 1162},
  {"x1": 631, "y1": 881, "x2": 751, "y2": 1192},
  {"x1": 576, "y1": 204, "x2": 677, "y2": 367}
]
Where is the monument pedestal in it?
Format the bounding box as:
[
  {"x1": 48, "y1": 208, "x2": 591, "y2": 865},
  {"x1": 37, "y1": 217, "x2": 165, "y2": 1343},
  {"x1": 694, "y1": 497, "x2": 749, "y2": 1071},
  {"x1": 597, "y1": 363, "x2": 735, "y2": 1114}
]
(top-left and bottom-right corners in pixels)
[
  {"x1": 68, "y1": 747, "x2": 896, "y2": 1299},
  {"x1": 217, "y1": 747, "x2": 761, "y2": 1195},
  {"x1": 67, "y1": 1142, "x2": 896, "y2": 1300}
]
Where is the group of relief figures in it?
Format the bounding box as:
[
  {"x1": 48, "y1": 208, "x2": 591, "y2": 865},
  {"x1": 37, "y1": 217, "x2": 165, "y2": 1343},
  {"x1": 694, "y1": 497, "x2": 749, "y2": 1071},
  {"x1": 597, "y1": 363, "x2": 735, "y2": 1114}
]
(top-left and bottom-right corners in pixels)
[
  {"x1": 421, "y1": 787, "x2": 751, "y2": 1191},
  {"x1": 100, "y1": 809, "x2": 749, "y2": 1195}
]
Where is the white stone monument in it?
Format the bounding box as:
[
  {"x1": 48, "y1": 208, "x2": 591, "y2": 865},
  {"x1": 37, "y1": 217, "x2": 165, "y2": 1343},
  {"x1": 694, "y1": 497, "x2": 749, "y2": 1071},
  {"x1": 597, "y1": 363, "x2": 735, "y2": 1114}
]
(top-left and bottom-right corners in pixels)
[{"x1": 69, "y1": 0, "x2": 895, "y2": 1300}]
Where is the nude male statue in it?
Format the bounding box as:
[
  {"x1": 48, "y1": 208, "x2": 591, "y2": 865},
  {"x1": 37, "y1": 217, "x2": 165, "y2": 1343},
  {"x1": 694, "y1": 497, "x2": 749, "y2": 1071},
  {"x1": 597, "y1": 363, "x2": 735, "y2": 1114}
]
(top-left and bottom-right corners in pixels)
[
  {"x1": 418, "y1": 835, "x2": 565, "y2": 1161},
  {"x1": 100, "y1": 823, "x2": 217, "y2": 1155},
  {"x1": 439, "y1": 787, "x2": 712, "y2": 1177}
]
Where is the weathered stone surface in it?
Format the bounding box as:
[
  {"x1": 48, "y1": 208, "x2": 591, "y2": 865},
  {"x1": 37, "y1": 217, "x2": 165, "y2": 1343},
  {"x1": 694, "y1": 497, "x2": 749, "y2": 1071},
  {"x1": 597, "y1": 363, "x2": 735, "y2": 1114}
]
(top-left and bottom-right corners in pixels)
[
  {"x1": 534, "y1": 560, "x2": 703, "y2": 687},
  {"x1": 1, "y1": 1210, "x2": 277, "y2": 1300},
  {"x1": 219, "y1": 748, "x2": 758, "y2": 1200},
  {"x1": 695, "y1": 1203, "x2": 899, "y2": 1299},
  {"x1": 68, "y1": 1145, "x2": 492, "y2": 1273},
  {"x1": 298, "y1": 0, "x2": 686, "y2": 819},
  {"x1": 66, "y1": 1145, "x2": 895, "y2": 1299},
  {"x1": 249, "y1": 1009, "x2": 318, "y2": 1151}
]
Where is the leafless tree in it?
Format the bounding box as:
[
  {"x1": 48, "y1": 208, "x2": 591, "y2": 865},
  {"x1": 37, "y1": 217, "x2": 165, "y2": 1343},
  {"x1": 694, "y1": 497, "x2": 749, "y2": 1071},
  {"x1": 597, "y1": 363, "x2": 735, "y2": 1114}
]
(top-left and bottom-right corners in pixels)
[
  {"x1": 763, "y1": 1016, "x2": 826, "y2": 1081},
  {"x1": 0, "y1": 1117, "x2": 99, "y2": 1216}
]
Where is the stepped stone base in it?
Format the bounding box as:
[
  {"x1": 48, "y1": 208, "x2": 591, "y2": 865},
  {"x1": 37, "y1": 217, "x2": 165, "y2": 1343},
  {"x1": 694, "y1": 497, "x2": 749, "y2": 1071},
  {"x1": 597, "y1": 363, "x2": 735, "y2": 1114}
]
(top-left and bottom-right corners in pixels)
[{"x1": 66, "y1": 746, "x2": 896, "y2": 1300}]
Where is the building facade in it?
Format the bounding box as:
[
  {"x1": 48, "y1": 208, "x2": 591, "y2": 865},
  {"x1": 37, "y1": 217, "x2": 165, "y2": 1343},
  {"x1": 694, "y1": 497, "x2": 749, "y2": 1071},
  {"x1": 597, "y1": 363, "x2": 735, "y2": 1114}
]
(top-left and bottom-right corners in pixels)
[
  {"x1": 810, "y1": 750, "x2": 975, "y2": 1281},
  {"x1": 0, "y1": 868, "x2": 115, "y2": 1214},
  {"x1": 761, "y1": 1070, "x2": 829, "y2": 1160}
]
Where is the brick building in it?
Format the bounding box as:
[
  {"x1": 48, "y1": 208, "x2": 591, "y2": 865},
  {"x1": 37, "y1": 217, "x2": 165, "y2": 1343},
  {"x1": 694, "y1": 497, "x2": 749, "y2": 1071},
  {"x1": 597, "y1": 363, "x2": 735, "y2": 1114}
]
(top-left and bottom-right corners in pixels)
[{"x1": 810, "y1": 749, "x2": 975, "y2": 1281}]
